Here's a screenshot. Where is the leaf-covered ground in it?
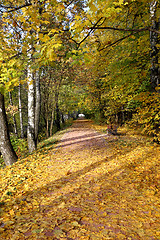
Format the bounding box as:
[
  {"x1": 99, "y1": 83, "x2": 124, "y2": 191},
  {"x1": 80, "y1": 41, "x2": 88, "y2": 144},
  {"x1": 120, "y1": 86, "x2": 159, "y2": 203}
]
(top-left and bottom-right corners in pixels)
[{"x1": 0, "y1": 119, "x2": 160, "y2": 240}]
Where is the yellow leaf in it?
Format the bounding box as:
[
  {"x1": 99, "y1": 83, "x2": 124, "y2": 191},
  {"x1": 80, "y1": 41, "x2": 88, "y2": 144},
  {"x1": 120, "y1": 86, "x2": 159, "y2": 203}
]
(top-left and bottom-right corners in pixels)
[
  {"x1": 9, "y1": 209, "x2": 14, "y2": 216},
  {"x1": 43, "y1": 35, "x2": 50, "y2": 42},
  {"x1": 119, "y1": 0, "x2": 124, "y2": 4},
  {"x1": 89, "y1": 2, "x2": 97, "y2": 12}
]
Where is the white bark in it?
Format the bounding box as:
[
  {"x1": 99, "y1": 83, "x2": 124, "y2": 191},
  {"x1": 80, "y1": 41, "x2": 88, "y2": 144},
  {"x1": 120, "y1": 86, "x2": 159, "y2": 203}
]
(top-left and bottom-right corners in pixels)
[
  {"x1": 150, "y1": 0, "x2": 157, "y2": 19},
  {"x1": 27, "y1": 67, "x2": 36, "y2": 153},
  {"x1": 18, "y1": 83, "x2": 24, "y2": 138}
]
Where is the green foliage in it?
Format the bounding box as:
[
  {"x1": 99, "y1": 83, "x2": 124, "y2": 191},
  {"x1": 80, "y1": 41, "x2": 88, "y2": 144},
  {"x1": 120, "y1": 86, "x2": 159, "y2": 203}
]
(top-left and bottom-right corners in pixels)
[{"x1": 10, "y1": 135, "x2": 28, "y2": 158}]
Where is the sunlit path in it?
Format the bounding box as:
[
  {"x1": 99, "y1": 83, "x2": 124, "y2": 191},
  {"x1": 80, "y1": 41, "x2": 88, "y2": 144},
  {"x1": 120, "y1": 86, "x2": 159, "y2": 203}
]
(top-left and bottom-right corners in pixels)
[{"x1": 0, "y1": 120, "x2": 159, "y2": 240}]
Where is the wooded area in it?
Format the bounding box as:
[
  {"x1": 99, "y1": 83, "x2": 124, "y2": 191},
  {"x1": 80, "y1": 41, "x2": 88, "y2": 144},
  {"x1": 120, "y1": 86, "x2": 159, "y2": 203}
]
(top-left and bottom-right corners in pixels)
[
  {"x1": 0, "y1": 0, "x2": 159, "y2": 165},
  {"x1": 0, "y1": 1, "x2": 160, "y2": 239}
]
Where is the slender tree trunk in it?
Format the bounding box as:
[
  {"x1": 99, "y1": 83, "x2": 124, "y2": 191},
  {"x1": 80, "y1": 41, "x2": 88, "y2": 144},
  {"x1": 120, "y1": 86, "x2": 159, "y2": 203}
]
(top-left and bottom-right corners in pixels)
[
  {"x1": 61, "y1": 112, "x2": 65, "y2": 124},
  {"x1": 50, "y1": 109, "x2": 55, "y2": 136},
  {"x1": 9, "y1": 91, "x2": 18, "y2": 136},
  {"x1": 115, "y1": 114, "x2": 118, "y2": 125},
  {"x1": 27, "y1": 67, "x2": 36, "y2": 153},
  {"x1": 46, "y1": 115, "x2": 49, "y2": 138},
  {"x1": 18, "y1": 83, "x2": 24, "y2": 138},
  {"x1": 0, "y1": 93, "x2": 18, "y2": 166},
  {"x1": 55, "y1": 93, "x2": 61, "y2": 130},
  {"x1": 35, "y1": 71, "x2": 41, "y2": 146},
  {"x1": 150, "y1": 0, "x2": 159, "y2": 91},
  {"x1": 121, "y1": 106, "x2": 125, "y2": 123}
]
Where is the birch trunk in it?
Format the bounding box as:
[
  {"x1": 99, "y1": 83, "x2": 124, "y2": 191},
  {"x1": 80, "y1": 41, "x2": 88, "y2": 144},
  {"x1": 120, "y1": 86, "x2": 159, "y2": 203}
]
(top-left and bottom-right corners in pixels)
[
  {"x1": 27, "y1": 67, "x2": 36, "y2": 153},
  {"x1": 18, "y1": 83, "x2": 24, "y2": 138},
  {"x1": 150, "y1": 1, "x2": 159, "y2": 91},
  {"x1": 0, "y1": 93, "x2": 18, "y2": 166}
]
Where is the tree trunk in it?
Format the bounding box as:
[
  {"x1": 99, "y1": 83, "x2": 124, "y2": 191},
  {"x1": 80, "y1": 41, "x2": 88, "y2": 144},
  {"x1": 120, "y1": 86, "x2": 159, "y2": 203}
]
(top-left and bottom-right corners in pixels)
[
  {"x1": 55, "y1": 93, "x2": 61, "y2": 130},
  {"x1": 121, "y1": 106, "x2": 125, "y2": 123},
  {"x1": 46, "y1": 116, "x2": 49, "y2": 138},
  {"x1": 150, "y1": 0, "x2": 160, "y2": 91},
  {"x1": 27, "y1": 68, "x2": 36, "y2": 153},
  {"x1": 35, "y1": 71, "x2": 41, "y2": 146},
  {"x1": 61, "y1": 112, "x2": 65, "y2": 124},
  {"x1": 18, "y1": 83, "x2": 24, "y2": 138},
  {"x1": 115, "y1": 114, "x2": 118, "y2": 125},
  {"x1": 0, "y1": 93, "x2": 18, "y2": 166},
  {"x1": 50, "y1": 109, "x2": 55, "y2": 136},
  {"x1": 9, "y1": 91, "x2": 18, "y2": 136}
]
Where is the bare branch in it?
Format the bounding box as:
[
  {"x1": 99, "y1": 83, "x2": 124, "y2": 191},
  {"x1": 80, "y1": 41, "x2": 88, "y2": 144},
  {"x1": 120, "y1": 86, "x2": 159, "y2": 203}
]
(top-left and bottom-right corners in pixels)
[
  {"x1": 91, "y1": 26, "x2": 149, "y2": 32},
  {"x1": 77, "y1": 24, "x2": 160, "y2": 49},
  {"x1": 77, "y1": 17, "x2": 105, "y2": 48},
  {"x1": 90, "y1": 26, "x2": 160, "y2": 34},
  {"x1": 0, "y1": 3, "x2": 32, "y2": 13},
  {"x1": 8, "y1": 3, "x2": 32, "y2": 12},
  {"x1": 65, "y1": 0, "x2": 75, "y2": 8},
  {"x1": 99, "y1": 34, "x2": 132, "y2": 52}
]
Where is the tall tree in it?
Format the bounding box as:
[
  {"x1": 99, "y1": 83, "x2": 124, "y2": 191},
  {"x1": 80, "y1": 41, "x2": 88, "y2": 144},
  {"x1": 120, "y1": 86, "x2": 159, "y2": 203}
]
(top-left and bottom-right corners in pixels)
[
  {"x1": 18, "y1": 83, "x2": 24, "y2": 138},
  {"x1": 0, "y1": 92, "x2": 18, "y2": 166},
  {"x1": 8, "y1": 91, "x2": 18, "y2": 136},
  {"x1": 27, "y1": 57, "x2": 36, "y2": 153}
]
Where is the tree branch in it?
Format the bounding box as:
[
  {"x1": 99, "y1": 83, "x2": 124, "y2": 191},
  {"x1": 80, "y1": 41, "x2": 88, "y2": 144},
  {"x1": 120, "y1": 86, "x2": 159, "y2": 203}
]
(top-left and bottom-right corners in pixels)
[
  {"x1": 0, "y1": 3, "x2": 32, "y2": 13},
  {"x1": 77, "y1": 24, "x2": 160, "y2": 50},
  {"x1": 2, "y1": 47, "x2": 32, "y2": 63},
  {"x1": 91, "y1": 26, "x2": 149, "y2": 32},
  {"x1": 90, "y1": 26, "x2": 160, "y2": 34},
  {"x1": 99, "y1": 34, "x2": 132, "y2": 52},
  {"x1": 77, "y1": 17, "x2": 105, "y2": 48}
]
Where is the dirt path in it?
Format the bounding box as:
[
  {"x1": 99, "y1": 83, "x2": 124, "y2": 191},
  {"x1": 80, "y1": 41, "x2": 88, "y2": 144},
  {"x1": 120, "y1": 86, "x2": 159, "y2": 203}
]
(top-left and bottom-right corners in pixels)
[
  {"x1": 60, "y1": 119, "x2": 108, "y2": 151},
  {"x1": 36, "y1": 119, "x2": 159, "y2": 240},
  {"x1": 1, "y1": 119, "x2": 159, "y2": 240}
]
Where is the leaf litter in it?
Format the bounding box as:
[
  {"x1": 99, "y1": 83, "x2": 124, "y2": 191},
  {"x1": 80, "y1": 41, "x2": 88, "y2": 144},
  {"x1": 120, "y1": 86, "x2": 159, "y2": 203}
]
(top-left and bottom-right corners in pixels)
[{"x1": 0, "y1": 120, "x2": 160, "y2": 239}]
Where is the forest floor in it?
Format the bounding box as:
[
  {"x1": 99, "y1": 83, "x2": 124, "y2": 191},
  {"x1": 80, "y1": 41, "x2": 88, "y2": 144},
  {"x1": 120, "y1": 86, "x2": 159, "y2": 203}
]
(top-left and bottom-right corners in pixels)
[{"x1": 0, "y1": 119, "x2": 160, "y2": 240}]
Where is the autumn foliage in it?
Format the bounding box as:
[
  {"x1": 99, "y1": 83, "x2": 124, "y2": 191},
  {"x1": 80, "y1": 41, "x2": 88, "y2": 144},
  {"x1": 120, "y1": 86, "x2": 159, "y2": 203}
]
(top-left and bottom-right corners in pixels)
[
  {"x1": 0, "y1": 0, "x2": 160, "y2": 239},
  {"x1": 0, "y1": 120, "x2": 160, "y2": 239}
]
